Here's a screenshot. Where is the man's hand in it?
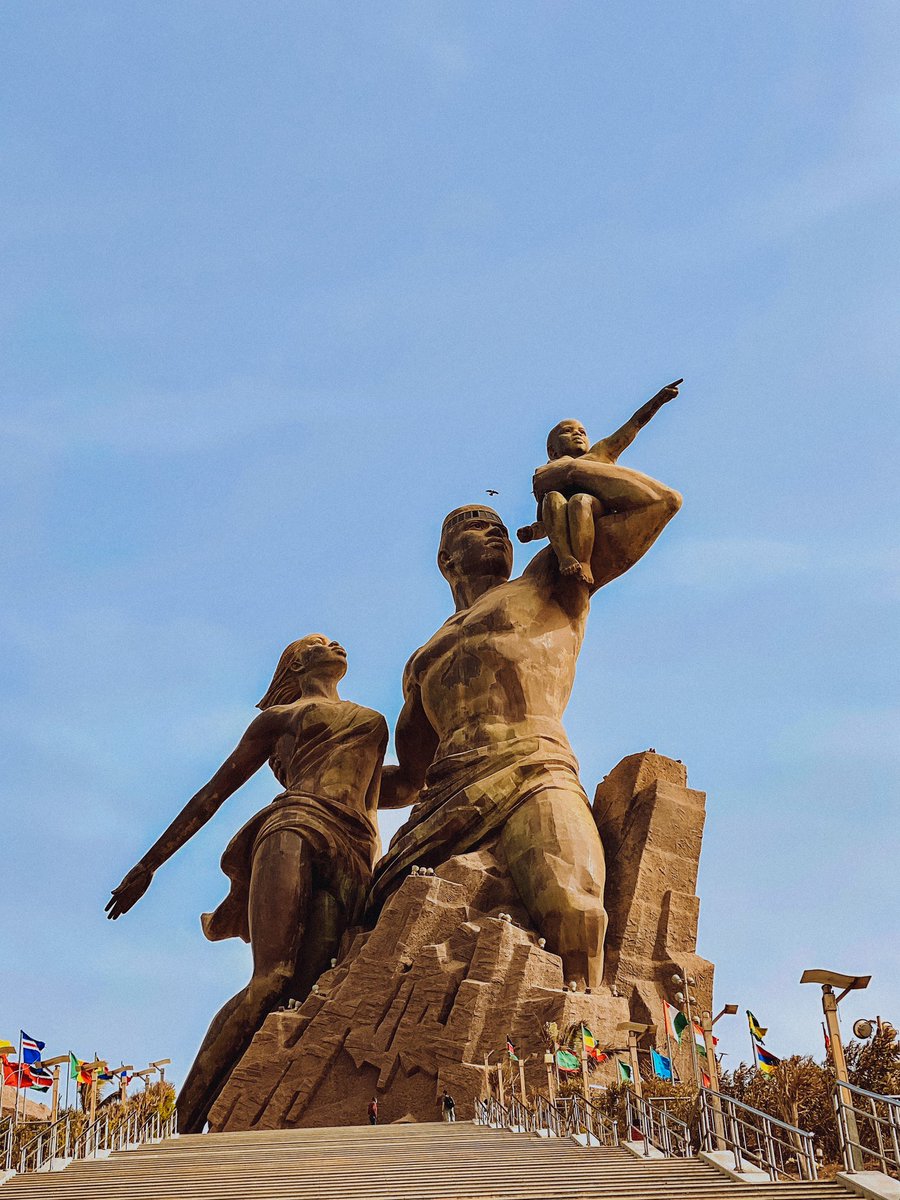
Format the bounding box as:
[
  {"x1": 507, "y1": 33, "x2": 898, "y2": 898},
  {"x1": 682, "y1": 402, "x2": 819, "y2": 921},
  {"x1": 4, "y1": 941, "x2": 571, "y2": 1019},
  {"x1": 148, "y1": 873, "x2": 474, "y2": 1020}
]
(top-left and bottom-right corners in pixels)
[
  {"x1": 106, "y1": 863, "x2": 154, "y2": 919},
  {"x1": 649, "y1": 378, "x2": 682, "y2": 407}
]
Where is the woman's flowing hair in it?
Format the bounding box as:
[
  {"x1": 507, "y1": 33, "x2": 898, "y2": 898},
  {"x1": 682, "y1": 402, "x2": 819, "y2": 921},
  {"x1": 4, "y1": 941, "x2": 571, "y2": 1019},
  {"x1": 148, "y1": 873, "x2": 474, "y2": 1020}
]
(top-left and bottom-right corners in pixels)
[{"x1": 257, "y1": 635, "x2": 326, "y2": 709}]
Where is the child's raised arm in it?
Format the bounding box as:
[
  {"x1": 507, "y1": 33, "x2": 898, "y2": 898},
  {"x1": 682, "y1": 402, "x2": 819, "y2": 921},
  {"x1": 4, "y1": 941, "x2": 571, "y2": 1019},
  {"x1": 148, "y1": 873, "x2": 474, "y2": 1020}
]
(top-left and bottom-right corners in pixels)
[{"x1": 590, "y1": 378, "x2": 681, "y2": 461}]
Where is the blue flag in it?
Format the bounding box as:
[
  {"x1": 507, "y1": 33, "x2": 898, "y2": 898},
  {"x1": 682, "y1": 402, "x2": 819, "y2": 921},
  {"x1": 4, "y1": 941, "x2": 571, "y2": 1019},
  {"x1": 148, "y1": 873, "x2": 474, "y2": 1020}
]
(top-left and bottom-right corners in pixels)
[
  {"x1": 651, "y1": 1048, "x2": 673, "y2": 1081},
  {"x1": 20, "y1": 1031, "x2": 45, "y2": 1066}
]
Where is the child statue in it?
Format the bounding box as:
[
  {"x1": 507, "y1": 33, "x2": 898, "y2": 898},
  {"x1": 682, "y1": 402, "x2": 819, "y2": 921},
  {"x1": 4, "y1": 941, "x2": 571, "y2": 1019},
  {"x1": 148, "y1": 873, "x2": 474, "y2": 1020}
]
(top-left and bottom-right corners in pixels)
[{"x1": 517, "y1": 378, "x2": 682, "y2": 585}]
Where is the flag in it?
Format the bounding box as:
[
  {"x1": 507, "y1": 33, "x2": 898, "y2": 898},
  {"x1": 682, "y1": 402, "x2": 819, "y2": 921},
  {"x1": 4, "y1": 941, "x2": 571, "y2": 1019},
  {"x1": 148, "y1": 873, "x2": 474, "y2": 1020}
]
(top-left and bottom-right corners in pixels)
[
  {"x1": 822, "y1": 1023, "x2": 831, "y2": 1056},
  {"x1": 70, "y1": 1053, "x2": 92, "y2": 1085},
  {"x1": 2, "y1": 1058, "x2": 36, "y2": 1089},
  {"x1": 28, "y1": 1065, "x2": 53, "y2": 1092},
  {"x1": 581, "y1": 1025, "x2": 598, "y2": 1060},
  {"x1": 756, "y1": 1046, "x2": 781, "y2": 1074},
  {"x1": 701, "y1": 1070, "x2": 712, "y2": 1088},
  {"x1": 556, "y1": 1048, "x2": 580, "y2": 1073},
  {"x1": 506, "y1": 1036, "x2": 518, "y2": 1062},
  {"x1": 617, "y1": 1058, "x2": 633, "y2": 1084},
  {"x1": 20, "y1": 1031, "x2": 45, "y2": 1066},
  {"x1": 664, "y1": 1003, "x2": 688, "y2": 1045},
  {"x1": 747, "y1": 1011, "x2": 767, "y2": 1044},
  {"x1": 0, "y1": 1040, "x2": 15, "y2": 1057},
  {"x1": 693, "y1": 1021, "x2": 717, "y2": 1058},
  {"x1": 650, "y1": 1048, "x2": 672, "y2": 1081}
]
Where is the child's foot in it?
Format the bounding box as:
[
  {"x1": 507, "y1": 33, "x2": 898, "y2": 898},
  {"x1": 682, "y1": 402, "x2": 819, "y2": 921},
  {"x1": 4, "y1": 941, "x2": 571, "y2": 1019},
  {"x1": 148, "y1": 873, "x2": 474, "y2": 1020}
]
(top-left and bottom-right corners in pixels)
[
  {"x1": 578, "y1": 561, "x2": 594, "y2": 586},
  {"x1": 559, "y1": 555, "x2": 581, "y2": 577}
]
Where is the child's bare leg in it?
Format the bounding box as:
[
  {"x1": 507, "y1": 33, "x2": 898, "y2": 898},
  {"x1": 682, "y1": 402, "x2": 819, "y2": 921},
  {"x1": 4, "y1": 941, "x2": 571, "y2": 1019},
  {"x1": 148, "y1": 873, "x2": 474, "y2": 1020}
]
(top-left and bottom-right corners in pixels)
[
  {"x1": 542, "y1": 491, "x2": 581, "y2": 578},
  {"x1": 567, "y1": 494, "x2": 601, "y2": 586}
]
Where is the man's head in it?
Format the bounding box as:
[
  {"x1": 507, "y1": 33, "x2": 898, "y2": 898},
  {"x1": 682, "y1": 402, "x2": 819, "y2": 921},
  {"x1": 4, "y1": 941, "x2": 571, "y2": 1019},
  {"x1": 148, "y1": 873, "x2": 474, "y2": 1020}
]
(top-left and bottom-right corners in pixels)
[
  {"x1": 438, "y1": 506, "x2": 513, "y2": 601},
  {"x1": 547, "y1": 419, "x2": 589, "y2": 459}
]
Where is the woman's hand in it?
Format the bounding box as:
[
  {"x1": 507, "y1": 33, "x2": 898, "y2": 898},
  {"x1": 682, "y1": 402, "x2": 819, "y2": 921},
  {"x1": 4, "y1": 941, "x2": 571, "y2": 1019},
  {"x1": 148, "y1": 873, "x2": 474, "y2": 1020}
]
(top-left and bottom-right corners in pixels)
[{"x1": 106, "y1": 862, "x2": 154, "y2": 919}]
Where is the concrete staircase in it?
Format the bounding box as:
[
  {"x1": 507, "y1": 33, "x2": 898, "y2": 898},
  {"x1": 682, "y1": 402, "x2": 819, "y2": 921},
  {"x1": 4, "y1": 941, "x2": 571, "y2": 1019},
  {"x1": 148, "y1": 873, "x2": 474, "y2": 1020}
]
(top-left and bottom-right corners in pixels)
[{"x1": 0, "y1": 1121, "x2": 849, "y2": 1199}]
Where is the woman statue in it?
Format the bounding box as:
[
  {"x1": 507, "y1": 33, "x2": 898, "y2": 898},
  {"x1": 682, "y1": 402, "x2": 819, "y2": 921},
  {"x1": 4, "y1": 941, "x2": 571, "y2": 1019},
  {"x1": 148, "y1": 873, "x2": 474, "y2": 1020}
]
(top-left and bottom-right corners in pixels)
[{"x1": 106, "y1": 635, "x2": 387, "y2": 1132}]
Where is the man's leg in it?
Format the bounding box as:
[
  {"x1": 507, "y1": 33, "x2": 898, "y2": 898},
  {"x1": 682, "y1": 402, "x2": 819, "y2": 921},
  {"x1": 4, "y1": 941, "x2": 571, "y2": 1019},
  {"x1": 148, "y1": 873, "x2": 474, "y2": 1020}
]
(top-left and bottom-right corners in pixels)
[
  {"x1": 499, "y1": 788, "x2": 607, "y2": 989},
  {"x1": 176, "y1": 831, "x2": 313, "y2": 1132}
]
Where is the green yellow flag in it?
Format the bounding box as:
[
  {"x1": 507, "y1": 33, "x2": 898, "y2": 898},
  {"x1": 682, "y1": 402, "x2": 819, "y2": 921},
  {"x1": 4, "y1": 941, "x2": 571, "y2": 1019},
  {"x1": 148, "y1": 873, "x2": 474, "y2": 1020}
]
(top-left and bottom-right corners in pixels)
[
  {"x1": 747, "y1": 1011, "x2": 768, "y2": 1044},
  {"x1": 617, "y1": 1058, "x2": 633, "y2": 1083}
]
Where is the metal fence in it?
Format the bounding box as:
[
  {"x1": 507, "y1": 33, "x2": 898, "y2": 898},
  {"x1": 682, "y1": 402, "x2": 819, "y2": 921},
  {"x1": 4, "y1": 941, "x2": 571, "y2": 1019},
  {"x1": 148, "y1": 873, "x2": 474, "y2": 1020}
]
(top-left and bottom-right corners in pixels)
[
  {"x1": 475, "y1": 1093, "x2": 618, "y2": 1147},
  {"x1": 833, "y1": 1080, "x2": 900, "y2": 1178},
  {"x1": 698, "y1": 1086, "x2": 817, "y2": 1182},
  {"x1": 625, "y1": 1090, "x2": 692, "y2": 1158},
  {"x1": 14, "y1": 1108, "x2": 175, "y2": 1176}
]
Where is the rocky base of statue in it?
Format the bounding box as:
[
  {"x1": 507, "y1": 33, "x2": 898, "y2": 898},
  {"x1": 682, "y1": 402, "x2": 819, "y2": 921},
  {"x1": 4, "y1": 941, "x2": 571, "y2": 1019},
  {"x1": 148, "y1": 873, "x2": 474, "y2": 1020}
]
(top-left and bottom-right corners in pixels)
[{"x1": 207, "y1": 752, "x2": 712, "y2": 1131}]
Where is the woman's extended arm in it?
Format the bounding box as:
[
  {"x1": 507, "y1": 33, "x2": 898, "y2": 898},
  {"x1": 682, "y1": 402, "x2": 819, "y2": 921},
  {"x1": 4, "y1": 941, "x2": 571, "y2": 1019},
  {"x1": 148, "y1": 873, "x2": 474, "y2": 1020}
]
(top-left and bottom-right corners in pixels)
[{"x1": 105, "y1": 707, "x2": 286, "y2": 919}]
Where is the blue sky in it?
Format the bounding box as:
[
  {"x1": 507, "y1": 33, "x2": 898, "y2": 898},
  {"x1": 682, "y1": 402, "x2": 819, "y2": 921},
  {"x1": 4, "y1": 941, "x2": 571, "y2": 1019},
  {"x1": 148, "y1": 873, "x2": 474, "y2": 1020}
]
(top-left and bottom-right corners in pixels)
[{"x1": 2, "y1": 2, "x2": 898, "y2": 1091}]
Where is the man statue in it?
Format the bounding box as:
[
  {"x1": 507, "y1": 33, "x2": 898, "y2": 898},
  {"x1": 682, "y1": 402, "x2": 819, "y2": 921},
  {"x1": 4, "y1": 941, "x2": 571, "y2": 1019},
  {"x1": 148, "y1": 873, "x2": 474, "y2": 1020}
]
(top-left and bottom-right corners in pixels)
[{"x1": 371, "y1": 440, "x2": 682, "y2": 989}]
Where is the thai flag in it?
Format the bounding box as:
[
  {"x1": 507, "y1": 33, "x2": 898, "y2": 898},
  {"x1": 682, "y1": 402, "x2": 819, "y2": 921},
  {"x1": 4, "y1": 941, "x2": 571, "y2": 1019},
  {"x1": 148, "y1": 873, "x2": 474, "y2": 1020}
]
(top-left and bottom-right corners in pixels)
[{"x1": 20, "y1": 1031, "x2": 45, "y2": 1065}]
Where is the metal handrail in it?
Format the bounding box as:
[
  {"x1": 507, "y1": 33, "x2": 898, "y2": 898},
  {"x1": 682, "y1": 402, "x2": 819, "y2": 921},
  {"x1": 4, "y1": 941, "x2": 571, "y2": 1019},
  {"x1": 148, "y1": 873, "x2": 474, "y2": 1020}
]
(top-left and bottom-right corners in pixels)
[
  {"x1": 833, "y1": 1079, "x2": 900, "y2": 1177},
  {"x1": 699, "y1": 1086, "x2": 817, "y2": 1182},
  {"x1": 1, "y1": 1116, "x2": 14, "y2": 1172},
  {"x1": 533, "y1": 1092, "x2": 564, "y2": 1137},
  {"x1": 557, "y1": 1093, "x2": 619, "y2": 1147},
  {"x1": 18, "y1": 1112, "x2": 75, "y2": 1173},
  {"x1": 626, "y1": 1090, "x2": 692, "y2": 1157},
  {"x1": 13, "y1": 1105, "x2": 174, "y2": 1176}
]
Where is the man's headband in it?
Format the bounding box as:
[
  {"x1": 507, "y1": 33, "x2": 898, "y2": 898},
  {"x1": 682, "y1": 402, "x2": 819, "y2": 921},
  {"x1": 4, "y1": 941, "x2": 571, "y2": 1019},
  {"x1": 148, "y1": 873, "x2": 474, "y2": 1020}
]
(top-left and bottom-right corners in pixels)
[{"x1": 441, "y1": 506, "x2": 506, "y2": 536}]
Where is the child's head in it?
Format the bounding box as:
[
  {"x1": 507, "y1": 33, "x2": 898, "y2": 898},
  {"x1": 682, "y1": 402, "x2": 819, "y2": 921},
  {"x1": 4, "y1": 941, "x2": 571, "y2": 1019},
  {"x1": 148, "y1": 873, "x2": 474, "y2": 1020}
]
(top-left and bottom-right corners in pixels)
[{"x1": 547, "y1": 419, "x2": 589, "y2": 459}]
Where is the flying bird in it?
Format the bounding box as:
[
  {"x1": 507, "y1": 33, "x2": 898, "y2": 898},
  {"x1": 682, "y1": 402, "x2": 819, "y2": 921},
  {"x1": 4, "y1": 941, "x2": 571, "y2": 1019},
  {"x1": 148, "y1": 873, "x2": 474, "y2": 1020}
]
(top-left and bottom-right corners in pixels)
[{"x1": 486, "y1": 489, "x2": 499, "y2": 496}]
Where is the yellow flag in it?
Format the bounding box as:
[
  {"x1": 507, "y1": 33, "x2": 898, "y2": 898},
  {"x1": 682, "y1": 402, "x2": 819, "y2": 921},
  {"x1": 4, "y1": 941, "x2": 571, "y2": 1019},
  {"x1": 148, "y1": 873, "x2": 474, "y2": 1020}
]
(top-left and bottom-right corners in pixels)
[{"x1": 0, "y1": 1039, "x2": 15, "y2": 1057}]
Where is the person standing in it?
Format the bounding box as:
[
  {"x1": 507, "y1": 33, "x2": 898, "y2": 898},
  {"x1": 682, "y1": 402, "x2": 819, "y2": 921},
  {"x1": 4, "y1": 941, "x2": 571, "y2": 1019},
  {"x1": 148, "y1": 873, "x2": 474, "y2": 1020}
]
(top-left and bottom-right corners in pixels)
[
  {"x1": 441, "y1": 1090, "x2": 456, "y2": 1122},
  {"x1": 367, "y1": 1096, "x2": 378, "y2": 1126}
]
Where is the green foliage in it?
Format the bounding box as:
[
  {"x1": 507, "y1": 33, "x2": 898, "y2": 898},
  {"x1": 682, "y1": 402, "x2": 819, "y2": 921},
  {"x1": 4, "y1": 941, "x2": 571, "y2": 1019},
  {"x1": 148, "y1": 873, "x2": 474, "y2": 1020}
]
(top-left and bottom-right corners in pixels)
[{"x1": 719, "y1": 1029, "x2": 900, "y2": 1170}]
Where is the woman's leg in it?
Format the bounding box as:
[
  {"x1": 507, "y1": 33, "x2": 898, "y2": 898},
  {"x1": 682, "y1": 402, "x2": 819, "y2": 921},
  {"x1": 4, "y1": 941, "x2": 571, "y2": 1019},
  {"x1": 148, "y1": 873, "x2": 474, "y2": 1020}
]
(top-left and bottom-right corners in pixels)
[
  {"x1": 287, "y1": 886, "x2": 344, "y2": 1000},
  {"x1": 177, "y1": 830, "x2": 312, "y2": 1132}
]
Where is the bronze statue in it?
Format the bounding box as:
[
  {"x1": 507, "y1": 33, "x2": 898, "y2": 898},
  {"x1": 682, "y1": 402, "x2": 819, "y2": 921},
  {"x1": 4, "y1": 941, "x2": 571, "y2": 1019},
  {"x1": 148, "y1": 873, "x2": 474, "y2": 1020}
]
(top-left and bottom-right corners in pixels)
[
  {"x1": 517, "y1": 379, "x2": 681, "y2": 584},
  {"x1": 106, "y1": 635, "x2": 387, "y2": 1132},
  {"x1": 371, "y1": 385, "x2": 682, "y2": 990}
]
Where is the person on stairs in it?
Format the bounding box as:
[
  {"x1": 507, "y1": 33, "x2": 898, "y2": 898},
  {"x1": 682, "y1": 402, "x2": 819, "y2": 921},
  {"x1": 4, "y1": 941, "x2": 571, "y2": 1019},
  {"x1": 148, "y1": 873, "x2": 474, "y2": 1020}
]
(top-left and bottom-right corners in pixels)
[{"x1": 441, "y1": 1090, "x2": 456, "y2": 1122}]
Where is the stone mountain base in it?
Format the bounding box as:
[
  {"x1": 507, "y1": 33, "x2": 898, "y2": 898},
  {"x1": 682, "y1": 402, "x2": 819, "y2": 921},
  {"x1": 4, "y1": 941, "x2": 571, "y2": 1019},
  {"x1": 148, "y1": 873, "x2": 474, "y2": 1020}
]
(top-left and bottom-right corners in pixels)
[{"x1": 208, "y1": 752, "x2": 712, "y2": 1130}]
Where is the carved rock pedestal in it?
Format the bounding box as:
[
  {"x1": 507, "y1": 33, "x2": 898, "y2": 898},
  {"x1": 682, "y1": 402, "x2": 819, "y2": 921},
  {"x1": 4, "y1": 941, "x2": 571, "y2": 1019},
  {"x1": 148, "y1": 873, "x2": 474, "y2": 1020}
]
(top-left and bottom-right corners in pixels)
[{"x1": 208, "y1": 752, "x2": 713, "y2": 1130}]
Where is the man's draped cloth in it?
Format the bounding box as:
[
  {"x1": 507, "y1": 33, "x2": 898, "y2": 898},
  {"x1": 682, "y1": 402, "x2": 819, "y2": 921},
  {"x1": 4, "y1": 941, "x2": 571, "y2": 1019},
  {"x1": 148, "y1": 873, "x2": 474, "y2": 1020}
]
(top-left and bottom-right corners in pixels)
[{"x1": 369, "y1": 725, "x2": 589, "y2": 911}]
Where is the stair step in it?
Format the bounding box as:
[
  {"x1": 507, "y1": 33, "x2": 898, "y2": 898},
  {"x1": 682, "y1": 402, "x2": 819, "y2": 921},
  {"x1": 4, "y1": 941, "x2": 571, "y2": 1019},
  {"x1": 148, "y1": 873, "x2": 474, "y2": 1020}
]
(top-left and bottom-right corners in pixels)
[{"x1": 0, "y1": 1122, "x2": 848, "y2": 1199}]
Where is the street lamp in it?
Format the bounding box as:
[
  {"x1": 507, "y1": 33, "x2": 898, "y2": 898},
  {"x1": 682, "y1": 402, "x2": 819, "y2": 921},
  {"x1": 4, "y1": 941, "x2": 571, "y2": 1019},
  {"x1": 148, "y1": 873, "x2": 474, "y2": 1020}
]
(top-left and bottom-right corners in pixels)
[
  {"x1": 801, "y1": 968, "x2": 870, "y2": 1170},
  {"x1": 149, "y1": 1059, "x2": 172, "y2": 1086}
]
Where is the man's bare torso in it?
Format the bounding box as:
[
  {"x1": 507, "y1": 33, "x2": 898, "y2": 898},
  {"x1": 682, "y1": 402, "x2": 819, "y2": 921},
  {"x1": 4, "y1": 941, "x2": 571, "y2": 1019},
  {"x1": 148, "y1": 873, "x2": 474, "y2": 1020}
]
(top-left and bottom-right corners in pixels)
[{"x1": 408, "y1": 566, "x2": 588, "y2": 758}]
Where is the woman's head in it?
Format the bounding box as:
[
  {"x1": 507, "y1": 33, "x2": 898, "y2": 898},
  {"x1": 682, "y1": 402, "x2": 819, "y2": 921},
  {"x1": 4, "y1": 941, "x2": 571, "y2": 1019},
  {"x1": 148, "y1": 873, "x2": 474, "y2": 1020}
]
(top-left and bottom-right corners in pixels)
[{"x1": 257, "y1": 635, "x2": 348, "y2": 709}]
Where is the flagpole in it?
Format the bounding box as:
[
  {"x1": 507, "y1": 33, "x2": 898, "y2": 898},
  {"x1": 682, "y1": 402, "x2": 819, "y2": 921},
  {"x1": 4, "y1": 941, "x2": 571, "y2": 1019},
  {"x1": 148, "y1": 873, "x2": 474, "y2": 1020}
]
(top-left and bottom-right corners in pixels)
[
  {"x1": 680, "y1": 976, "x2": 701, "y2": 1088},
  {"x1": 748, "y1": 1013, "x2": 759, "y2": 1072},
  {"x1": 663, "y1": 1015, "x2": 676, "y2": 1084},
  {"x1": 64, "y1": 1059, "x2": 70, "y2": 1113},
  {"x1": 13, "y1": 1032, "x2": 22, "y2": 1129}
]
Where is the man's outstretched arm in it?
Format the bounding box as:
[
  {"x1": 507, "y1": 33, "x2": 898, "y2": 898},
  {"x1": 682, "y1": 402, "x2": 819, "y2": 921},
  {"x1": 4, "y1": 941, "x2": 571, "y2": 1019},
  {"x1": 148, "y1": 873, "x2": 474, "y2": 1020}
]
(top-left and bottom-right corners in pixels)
[
  {"x1": 378, "y1": 679, "x2": 438, "y2": 809},
  {"x1": 586, "y1": 463, "x2": 682, "y2": 592}
]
